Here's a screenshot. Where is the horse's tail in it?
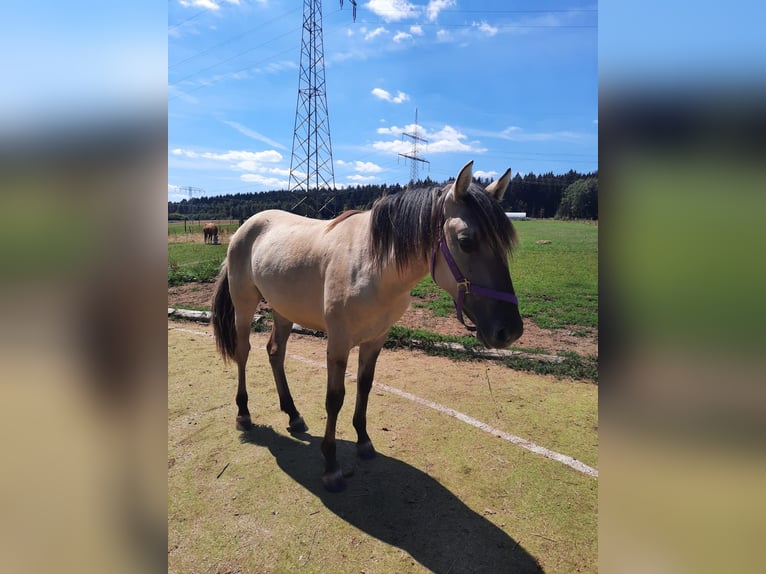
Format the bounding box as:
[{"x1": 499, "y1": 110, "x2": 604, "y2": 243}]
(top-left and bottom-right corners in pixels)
[{"x1": 211, "y1": 260, "x2": 237, "y2": 362}]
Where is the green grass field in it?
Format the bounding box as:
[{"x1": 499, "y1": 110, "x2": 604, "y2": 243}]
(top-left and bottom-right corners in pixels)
[
  {"x1": 168, "y1": 219, "x2": 598, "y2": 332},
  {"x1": 411, "y1": 220, "x2": 598, "y2": 331},
  {"x1": 512, "y1": 220, "x2": 598, "y2": 330},
  {"x1": 168, "y1": 243, "x2": 227, "y2": 286}
]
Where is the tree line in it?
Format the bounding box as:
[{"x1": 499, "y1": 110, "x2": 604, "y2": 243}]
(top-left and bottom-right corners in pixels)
[{"x1": 168, "y1": 170, "x2": 598, "y2": 221}]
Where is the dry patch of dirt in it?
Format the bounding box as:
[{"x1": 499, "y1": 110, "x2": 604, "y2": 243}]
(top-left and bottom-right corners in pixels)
[
  {"x1": 168, "y1": 323, "x2": 597, "y2": 573},
  {"x1": 168, "y1": 281, "x2": 597, "y2": 358}
]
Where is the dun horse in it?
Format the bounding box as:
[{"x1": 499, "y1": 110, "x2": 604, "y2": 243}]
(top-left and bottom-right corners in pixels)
[
  {"x1": 212, "y1": 161, "x2": 523, "y2": 491},
  {"x1": 203, "y1": 222, "x2": 218, "y2": 244}
]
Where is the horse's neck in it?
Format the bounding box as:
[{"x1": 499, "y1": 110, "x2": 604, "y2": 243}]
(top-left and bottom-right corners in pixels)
[{"x1": 381, "y1": 255, "x2": 431, "y2": 295}]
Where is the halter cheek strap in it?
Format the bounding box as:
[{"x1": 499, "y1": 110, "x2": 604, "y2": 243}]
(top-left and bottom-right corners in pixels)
[{"x1": 430, "y1": 236, "x2": 519, "y2": 331}]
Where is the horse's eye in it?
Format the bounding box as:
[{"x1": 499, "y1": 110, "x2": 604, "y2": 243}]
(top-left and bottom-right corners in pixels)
[{"x1": 458, "y1": 237, "x2": 476, "y2": 253}]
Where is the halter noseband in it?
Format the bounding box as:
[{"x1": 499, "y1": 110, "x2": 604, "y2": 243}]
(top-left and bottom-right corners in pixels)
[{"x1": 430, "y1": 236, "x2": 519, "y2": 332}]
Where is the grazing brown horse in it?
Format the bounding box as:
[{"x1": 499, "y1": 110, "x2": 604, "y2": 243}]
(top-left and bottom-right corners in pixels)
[
  {"x1": 211, "y1": 161, "x2": 523, "y2": 491},
  {"x1": 203, "y1": 223, "x2": 218, "y2": 244}
]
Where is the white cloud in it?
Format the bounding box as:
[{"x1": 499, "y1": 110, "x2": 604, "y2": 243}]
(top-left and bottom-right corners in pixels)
[
  {"x1": 180, "y1": 0, "x2": 220, "y2": 10},
  {"x1": 393, "y1": 31, "x2": 412, "y2": 43},
  {"x1": 474, "y1": 170, "x2": 498, "y2": 179},
  {"x1": 171, "y1": 148, "x2": 284, "y2": 175},
  {"x1": 179, "y1": 0, "x2": 241, "y2": 10},
  {"x1": 365, "y1": 0, "x2": 418, "y2": 22},
  {"x1": 436, "y1": 29, "x2": 451, "y2": 42},
  {"x1": 364, "y1": 26, "x2": 387, "y2": 41},
  {"x1": 376, "y1": 125, "x2": 401, "y2": 135},
  {"x1": 338, "y1": 160, "x2": 384, "y2": 173},
  {"x1": 240, "y1": 174, "x2": 289, "y2": 187},
  {"x1": 371, "y1": 139, "x2": 411, "y2": 154},
  {"x1": 409, "y1": 25, "x2": 423, "y2": 36},
  {"x1": 371, "y1": 87, "x2": 410, "y2": 104},
  {"x1": 355, "y1": 161, "x2": 384, "y2": 173},
  {"x1": 223, "y1": 120, "x2": 288, "y2": 150},
  {"x1": 473, "y1": 20, "x2": 498, "y2": 37},
  {"x1": 428, "y1": 125, "x2": 488, "y2": 153},
  {"x1": 372, "y1": 124, "x2": 487, "y2": 154},
  {"x1": 348, "y1": 174, "x2": 378, "y2": 182},
  {"x1": 497, "y1": 126, "x2": 586, "y2": 142},
  {"x1": 426, "y1": 0, "x2": 455, "y2": 21},
  {"x1": 172, "y1": 148, "x2": 282, "y2": 163}
]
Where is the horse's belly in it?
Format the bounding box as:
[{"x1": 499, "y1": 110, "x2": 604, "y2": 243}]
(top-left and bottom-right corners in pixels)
[{"x1": 259, "y1": 283, "x2": 327, "y2": 332}]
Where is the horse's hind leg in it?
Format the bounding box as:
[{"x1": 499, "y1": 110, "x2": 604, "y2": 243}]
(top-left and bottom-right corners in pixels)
[
  {"x1": 267, "y1": 312, "x2": 307, "y2": 433},
  {"x1": 233, "y1": 298, "x2": 260, "y2": 431},
  {"x1": 353, "y1": 335, "x2": 387, "y2": 460}
]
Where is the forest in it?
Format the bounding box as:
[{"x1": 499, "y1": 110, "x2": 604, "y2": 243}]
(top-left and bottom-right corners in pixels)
[{"x1": 168, "y1": 170, "x2": 598, "y2": 221}]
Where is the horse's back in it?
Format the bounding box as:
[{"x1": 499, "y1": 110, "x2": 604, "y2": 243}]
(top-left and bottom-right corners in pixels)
[{"x1": 231, "y1": 210, "x2": 326, "y2": 258}]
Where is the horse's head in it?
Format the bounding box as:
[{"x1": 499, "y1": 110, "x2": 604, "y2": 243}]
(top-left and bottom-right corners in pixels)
[{"x1": 432, "y1": 161, "x2": 523, "y2": 349}]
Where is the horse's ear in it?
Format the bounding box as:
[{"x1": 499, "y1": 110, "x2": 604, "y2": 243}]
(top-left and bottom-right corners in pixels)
[
  {"x1": 486, "y1": 168, "x2": 511, "y2": 201},
  {"x1": 452, "y1": 160, "x2": 474, "y2": 201}
]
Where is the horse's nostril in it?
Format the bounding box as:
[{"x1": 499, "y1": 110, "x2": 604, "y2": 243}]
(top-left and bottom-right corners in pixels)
[
  {"x1": 494, "y1": 323, "x2": 521, "y2": 347},
  {"x1": 495, "y1": 328, "x2": 513, "y2": 345}
]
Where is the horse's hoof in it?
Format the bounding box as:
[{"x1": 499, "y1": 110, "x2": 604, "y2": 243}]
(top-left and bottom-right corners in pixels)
[
  {"x1": 356, "y1": 440, "x2": 376, "y2": 460},
  {"x1": 287, "y1": 415, "x2": 308, "y2": 433},
  {"x1": 322, "y1": 468, "x2": 346, "y2": 492},
  {"x1": 236, "y1": 416, "x2": 253, "y2": 431}
]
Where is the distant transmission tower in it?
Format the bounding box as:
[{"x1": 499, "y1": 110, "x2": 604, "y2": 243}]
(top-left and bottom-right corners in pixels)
[
  {"x1": 179, "y1": 185, "x2": 205, "y2": 200},
  {"x1": 398, "y1": 108, "x2": 430, "y2": 184},
  {"x1": 288, "y1": 1, "x2": 357, "y2": 193}
]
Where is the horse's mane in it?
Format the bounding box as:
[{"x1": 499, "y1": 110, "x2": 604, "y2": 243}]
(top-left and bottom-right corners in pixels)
[{"x1": 369, "y1": 182, "x2": 517, "y2": 272}]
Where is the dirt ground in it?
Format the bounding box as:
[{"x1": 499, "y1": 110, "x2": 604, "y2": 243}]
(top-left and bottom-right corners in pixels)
[
  {"x1": 168, "y1": 281, "x2": 598, "y2": 358},
  {"x1": 168, "y1": 322, "x2": 598, "y2": 573}
]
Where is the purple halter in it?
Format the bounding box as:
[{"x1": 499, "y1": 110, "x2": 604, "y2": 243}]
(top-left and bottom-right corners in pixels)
[{"x1": 430, "y1": 236, "x2": 519, "y2": 332}]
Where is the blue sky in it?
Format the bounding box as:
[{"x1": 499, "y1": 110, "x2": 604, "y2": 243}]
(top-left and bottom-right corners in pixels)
[{"x1": 168, "y1": 0, "x2": 597, "y2": 201}]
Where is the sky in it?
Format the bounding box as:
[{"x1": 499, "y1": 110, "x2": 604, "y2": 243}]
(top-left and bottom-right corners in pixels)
[{"x1": 168, "y1": 0, "x2": 597, "y2": 201}]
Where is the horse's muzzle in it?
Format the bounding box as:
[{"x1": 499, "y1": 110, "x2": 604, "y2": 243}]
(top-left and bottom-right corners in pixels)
[{"x1": 479, "y1": 316, "x2": 523, "y2": 349}]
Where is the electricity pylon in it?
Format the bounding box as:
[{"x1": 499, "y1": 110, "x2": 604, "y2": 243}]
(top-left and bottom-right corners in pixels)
[
  {"x1": 288, "y1": 0, "x2": 356, "y2": 193},
  {"x1": 398, "y1": 108, "x2": 430, "y2": 185}
]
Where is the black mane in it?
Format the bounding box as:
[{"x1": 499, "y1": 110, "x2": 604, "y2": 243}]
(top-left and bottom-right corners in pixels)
[{"x1": 369, "y1": 181, "x2": 516, "y2": 272}]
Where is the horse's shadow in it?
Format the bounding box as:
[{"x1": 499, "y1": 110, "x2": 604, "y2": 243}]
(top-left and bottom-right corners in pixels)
[{"x1": 241, "y1": 425, "x2": 544, "y2": 573}]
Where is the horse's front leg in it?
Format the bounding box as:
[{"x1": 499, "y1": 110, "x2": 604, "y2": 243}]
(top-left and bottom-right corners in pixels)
[
  {"x1": 353, "y1": 335, "x2": 387, "y2": 460},
  {"x1": 321, "y1": 339, "x2": 350, "y2": 492}
]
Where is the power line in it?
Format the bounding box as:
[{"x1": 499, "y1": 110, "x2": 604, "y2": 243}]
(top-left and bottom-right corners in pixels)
[
  {"x1": 169, "y1": 7, "x2": 302, "y2": 69},
  {"x1": 168, "y1": 9, "x2": 207, "y2": 33},
  {"x1": 168, "y1": 44, "x2": 297, "y2": 101},
  {"x1": 170, "y1": 28, "x2": 300, "y2": 87}
]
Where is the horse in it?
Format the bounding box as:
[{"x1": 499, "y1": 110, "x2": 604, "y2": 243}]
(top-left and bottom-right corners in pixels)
[
  {"x1": 203, "y1": 222, "x2": 218, "y2": 244},
  {"x1": 211, "y1": 161, "x2": 523, "y2": 491}
]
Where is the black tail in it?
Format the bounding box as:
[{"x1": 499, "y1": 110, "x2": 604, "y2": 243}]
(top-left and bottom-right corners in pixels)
[{"x1": 211, "y1": 260, "x2": 237, "y2": 362}]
